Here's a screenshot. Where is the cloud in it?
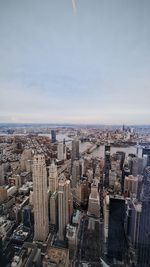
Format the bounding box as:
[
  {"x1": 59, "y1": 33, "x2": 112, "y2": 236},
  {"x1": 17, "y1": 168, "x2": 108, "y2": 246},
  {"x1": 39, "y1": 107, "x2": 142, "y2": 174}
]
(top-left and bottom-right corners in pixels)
[{"x1": 0, "y1": 0, "x2": 150, "y2": 124}]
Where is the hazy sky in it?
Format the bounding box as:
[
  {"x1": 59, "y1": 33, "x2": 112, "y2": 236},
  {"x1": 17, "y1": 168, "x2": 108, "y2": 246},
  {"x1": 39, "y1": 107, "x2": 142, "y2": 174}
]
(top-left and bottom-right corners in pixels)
[{"x1": 0, "y1": 0, "x2": 150, "y2": 125}]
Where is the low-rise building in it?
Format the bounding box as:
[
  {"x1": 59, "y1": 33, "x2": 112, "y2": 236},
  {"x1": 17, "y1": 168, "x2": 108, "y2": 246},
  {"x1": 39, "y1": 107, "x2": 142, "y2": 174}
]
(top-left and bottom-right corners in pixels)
[
  {"x1": 43, "y1": 247, "x2": 69, "y2": 267},
  {"x1": 11, "y1": 242, "x2": 41, "y2": 267}
]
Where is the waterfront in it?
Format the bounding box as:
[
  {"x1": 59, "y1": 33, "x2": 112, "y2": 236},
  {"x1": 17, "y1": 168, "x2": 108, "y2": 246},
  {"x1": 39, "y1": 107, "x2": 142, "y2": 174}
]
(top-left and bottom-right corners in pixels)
[
  {"x1": 41, "y1": 133, "x2": 137, "y2": 158},
  {"x1": 92, "y1": 145, "x2": 137, "y2": 158},
  {"x1": 56, "y1": 134, "x2": 137, "y2": 157}
]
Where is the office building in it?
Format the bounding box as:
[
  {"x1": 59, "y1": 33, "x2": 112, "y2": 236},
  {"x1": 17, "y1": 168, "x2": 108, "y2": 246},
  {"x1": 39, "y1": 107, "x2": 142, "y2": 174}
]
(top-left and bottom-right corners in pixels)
[
  {"x1": 138, "y1": 169, "x2": 150, "y2": 266},
  {"x1": 66, "y1": 224, "x2": 77, "y2": 252},
  {"x1": 138, "y1": 157, "x2": 144, "y2": 175},
  {"x1": 129, "y1": 201, "x2": 141, "y2": 248},
  {"x1": 50, "y1": 192, "x2": 58, "y2": 225},
  {"x1": 11, "y1": 242, "x2": 41, "y2": 267},
  {"x1": 104, "y1": 145, "x2": 111, "y2": 187},
  {"x1": 109, "y1": 170, "x2": 117, "y2": 188},
  {"x1": 127, "y1": 154, "x2": 136, "y2": 174},
  {"x1": 49, "y1": 161, "x2": 58, "y2": 225},
  {"x1": 20, "y1": 149, "x2": 32, "y2": 172},
  {"x1": 79, "y1": 158, "x2": 84, "y2": 176},
  {"x1": 58, "y1": 175, "x2": 72, "y2": 240},
  {"x1": 0, "y1": 187, "x2": 7, "y2": 203},
  {"x1": 103, "y1": 194, "x2": 109, "y2": 243},
  {"x1": 43, "y1": 247, "x2": 69, "y2": 267},
  {"x1": 116, "y1": 151, "x2": 125, "y2": 171},
  {"x1": 107, "y1": 196, "x2": 126, "y2": 263},
  {"x1": 124, "y1": 175, "x2": 138, "y2": 197},
  {"x1": 71, "y1": 159, "x2": 80, "y2": 188},
  {"x1": 0, "y1": 162, "x2": 9, "y2": 186},
  {"x1": 33, "y1": 154, "x2": 49, "y2": 242},
  {"x1": 137, "y1": 146, "x2": 143, "y2": 158},
  {"x1": 22, "y1": 206, "x2": 32, "y2": 228},
  {"x1": 87, "y1": 180, "x2": 100, "y2": 218},
  {"x1": 143, "y1": 154, "x2": 148, "y2": 170},
  {"x1": 0, "y1": 163, "x2": 5, "y2": 186},
  {"x1": 121, "y1": 166, "x2": 130, "y2": 193},
  {"x1": 142, "y1": 148, "x2": 150, "y2": 167},
  {"x1": 137, "y1": 175, "x2": 143, "y2": 201},
  {"x1": 74, "y1": 179, "x2": 89, "y2": 207},
  {"x1": 143, "y1": 166, "x2": 150, "y2": 183},
  {"x1": 49, "y1": 160, "x2": 58, "y2": 193},
  {"x1": 51, "y1": 130, "x2": 57, "y2": 143},
  {"x1": 132, "y1": 157, "x2": 139, "y2": 176},
  {"x1": 57, "y1": 142, "x2": 66, "y2": 161},
  {"x1": 142, "y1": 148, "x2": 150, "y2": 158},
  {"x1": 71, "y1": 139, "x2": 79, "y2": 161},
  {"x1": 57, "y1": 143, "x2": 64, "y2": 161}
]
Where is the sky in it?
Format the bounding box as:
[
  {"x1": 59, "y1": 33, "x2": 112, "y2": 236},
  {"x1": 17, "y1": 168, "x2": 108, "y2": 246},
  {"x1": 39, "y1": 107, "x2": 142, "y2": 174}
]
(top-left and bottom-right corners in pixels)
[{"x1": 0, "y1": 0, "x2": 150, "y2": 125}]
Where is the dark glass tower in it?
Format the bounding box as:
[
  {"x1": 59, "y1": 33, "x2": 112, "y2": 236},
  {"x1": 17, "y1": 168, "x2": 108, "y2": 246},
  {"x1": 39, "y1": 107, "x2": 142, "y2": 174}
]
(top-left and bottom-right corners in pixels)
[
  {"x1": 107, "y1": 196, "x2": 126, "y2": 263},
  {"x1": 51, "y1": 130, "x2": 57, "y2": 143},
  {"x1": 22, "y1": 206, "x2": 32, "y2": 228},
  {"x1": 116, "y1": 151, "x2": 125, "y2": 171},
  {"x1": 143, "y1": 149, "x2": 150, "y2": 167},
  {"x1": 138, "y1": 167, "x2": 150, "y2": 266},
  {"x1": 104, "y1": 145, "x2": 111, "y2": 188},
  {"x1": 71, "y1": 139, "x2": 79, "y2": 161}
]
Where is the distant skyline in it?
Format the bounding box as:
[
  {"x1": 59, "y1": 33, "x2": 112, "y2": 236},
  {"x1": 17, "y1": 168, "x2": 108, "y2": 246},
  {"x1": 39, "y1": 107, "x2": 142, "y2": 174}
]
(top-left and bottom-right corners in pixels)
[{"x1": 0, "y1": 0, "x2": 150, "y2": 125}]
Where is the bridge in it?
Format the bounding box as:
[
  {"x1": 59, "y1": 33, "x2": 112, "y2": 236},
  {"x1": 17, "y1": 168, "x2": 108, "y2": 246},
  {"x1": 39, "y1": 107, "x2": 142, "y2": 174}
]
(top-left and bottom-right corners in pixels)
[
  {"x1": 80, "y1": 144, "x2": 97, "y2": 155},
  {"x1": 56, "y1": 139, "x2": 73, "y2": 144},
  {"x1": 58, "y1": 159, "x2": 71, "y2": 175}
]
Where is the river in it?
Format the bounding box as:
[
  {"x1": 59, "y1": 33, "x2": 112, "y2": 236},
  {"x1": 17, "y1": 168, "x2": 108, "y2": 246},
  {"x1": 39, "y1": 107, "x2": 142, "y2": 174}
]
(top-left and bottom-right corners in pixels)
[{"x1": 39, "y1": 133, "x2": 137, "y2": 158}]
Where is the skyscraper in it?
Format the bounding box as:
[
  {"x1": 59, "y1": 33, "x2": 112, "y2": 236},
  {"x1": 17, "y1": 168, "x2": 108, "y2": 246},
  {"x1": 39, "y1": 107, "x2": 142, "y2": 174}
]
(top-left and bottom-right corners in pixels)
[
  {"x1": 131, "y1": 157, "x2": 139, "y2": 176},
  {"x1": 49, "y1": 160, "x2": 58, "y2": 193},
  {"x1": 50, "y1": 192, "x2": 58, "y2": 225},
  {"x1": 107, "y1": 196, "x2": 126, "y2": 263},
  {"x1": 122, "y1": 166, "x2": 130, "y2": 193},
  {"x1": 137, "y1": 167, "x2": 150, "y2": 266},
  {"x1": 104, "y1": 145, "x2": 111, "y2": 188},
  {"x1": 49, "y1": 160, "x2": 58, "y2": 225},
  {"x1": 124, "y1": 175, "x2": 138, "y2": 197},
  {"x1": 22, "y1": 206, "x2": 32, "y2": 228},
  {"x1": 58, "y1": 175, "x2": 72, "y2": 240},
  {"x1": 51, "y1": 130, "x2": 57, "y2": 143},
  {"x1": 116, "y1": 151, "x2": 125, "y2": 171},
  {"x1": 33, "y1": 154, "x2": 49, "y2": 242},
  {"x1": 57, "y1": 143, "x2": 64, "y2": 161},
  {"x1": 71, "y1": 160, "x2": 80, "y2": 188},
  {"x1": 87, "y1": 180, "x2": 100, "y2": 218},
  {"x1": 71, "y1": 139, "x2": 79, "y2": 161},
  {"x1": 128, "y1": 201, "x2": 141, "y2": 249}
]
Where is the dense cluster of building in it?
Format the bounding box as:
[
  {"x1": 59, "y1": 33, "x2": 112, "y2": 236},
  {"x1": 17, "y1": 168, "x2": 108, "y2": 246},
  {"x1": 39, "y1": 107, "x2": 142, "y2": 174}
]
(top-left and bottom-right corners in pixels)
[{"x1": 0, "y1": 125, "x2": 150, "y2": 267}]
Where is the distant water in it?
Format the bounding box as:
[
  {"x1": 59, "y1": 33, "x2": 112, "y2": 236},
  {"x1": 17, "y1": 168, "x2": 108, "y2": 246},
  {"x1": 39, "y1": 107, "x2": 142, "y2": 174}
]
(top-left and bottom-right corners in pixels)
[
  {"x1": 56, "y1": 134, "x2": 73, "y2": 142},
  {"x1": 39, "y1": 133, "x2": 137, "y2": 158},
  {"x1": 56, "y1": 134, "x2": 137, "y2": 158},
  {"x1": 91, "y1": 145, "x2": 137, "y2": 158},
  {"x1": 39, "y1": 133, "x2": 72, "y2": 141},
  {"x1": 0, "y1": 132, "x2": 137, "y2": 158}
]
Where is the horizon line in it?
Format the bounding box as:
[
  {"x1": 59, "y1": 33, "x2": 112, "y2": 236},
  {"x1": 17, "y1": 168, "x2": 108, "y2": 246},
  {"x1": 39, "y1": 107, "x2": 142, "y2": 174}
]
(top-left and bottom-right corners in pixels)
[{"x1": 0, "y1": 122, "x2": 150, "y2": 127}]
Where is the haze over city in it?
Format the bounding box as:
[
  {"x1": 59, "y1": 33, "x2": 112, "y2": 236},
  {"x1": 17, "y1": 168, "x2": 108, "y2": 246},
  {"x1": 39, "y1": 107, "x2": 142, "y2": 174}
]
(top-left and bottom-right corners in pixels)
[
  {"x1": 0, "y1": 0, "x2": 150, "y2": 124},
  {"x1": 1, "y1": 1, "x2": 150, "y2": 267}
]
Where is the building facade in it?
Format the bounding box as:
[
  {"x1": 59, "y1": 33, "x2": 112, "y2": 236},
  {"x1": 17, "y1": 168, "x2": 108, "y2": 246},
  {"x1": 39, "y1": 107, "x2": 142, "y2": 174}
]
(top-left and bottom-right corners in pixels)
[{"x1": 33, "y1": 154, "x2": 49, "y2": 242}]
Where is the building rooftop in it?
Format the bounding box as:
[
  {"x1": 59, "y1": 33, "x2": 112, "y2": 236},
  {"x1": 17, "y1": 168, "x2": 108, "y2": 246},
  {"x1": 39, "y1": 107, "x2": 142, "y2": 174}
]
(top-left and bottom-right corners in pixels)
[
  {"x1": 10, "y1": 224, "x2": 30, "y2": 243},
  {"x1": 66, "y1": 224, "x2": 77, "y2": 240},
  {"x1": 43, "y1": 247, "x2": 69, "y2": 267}
]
